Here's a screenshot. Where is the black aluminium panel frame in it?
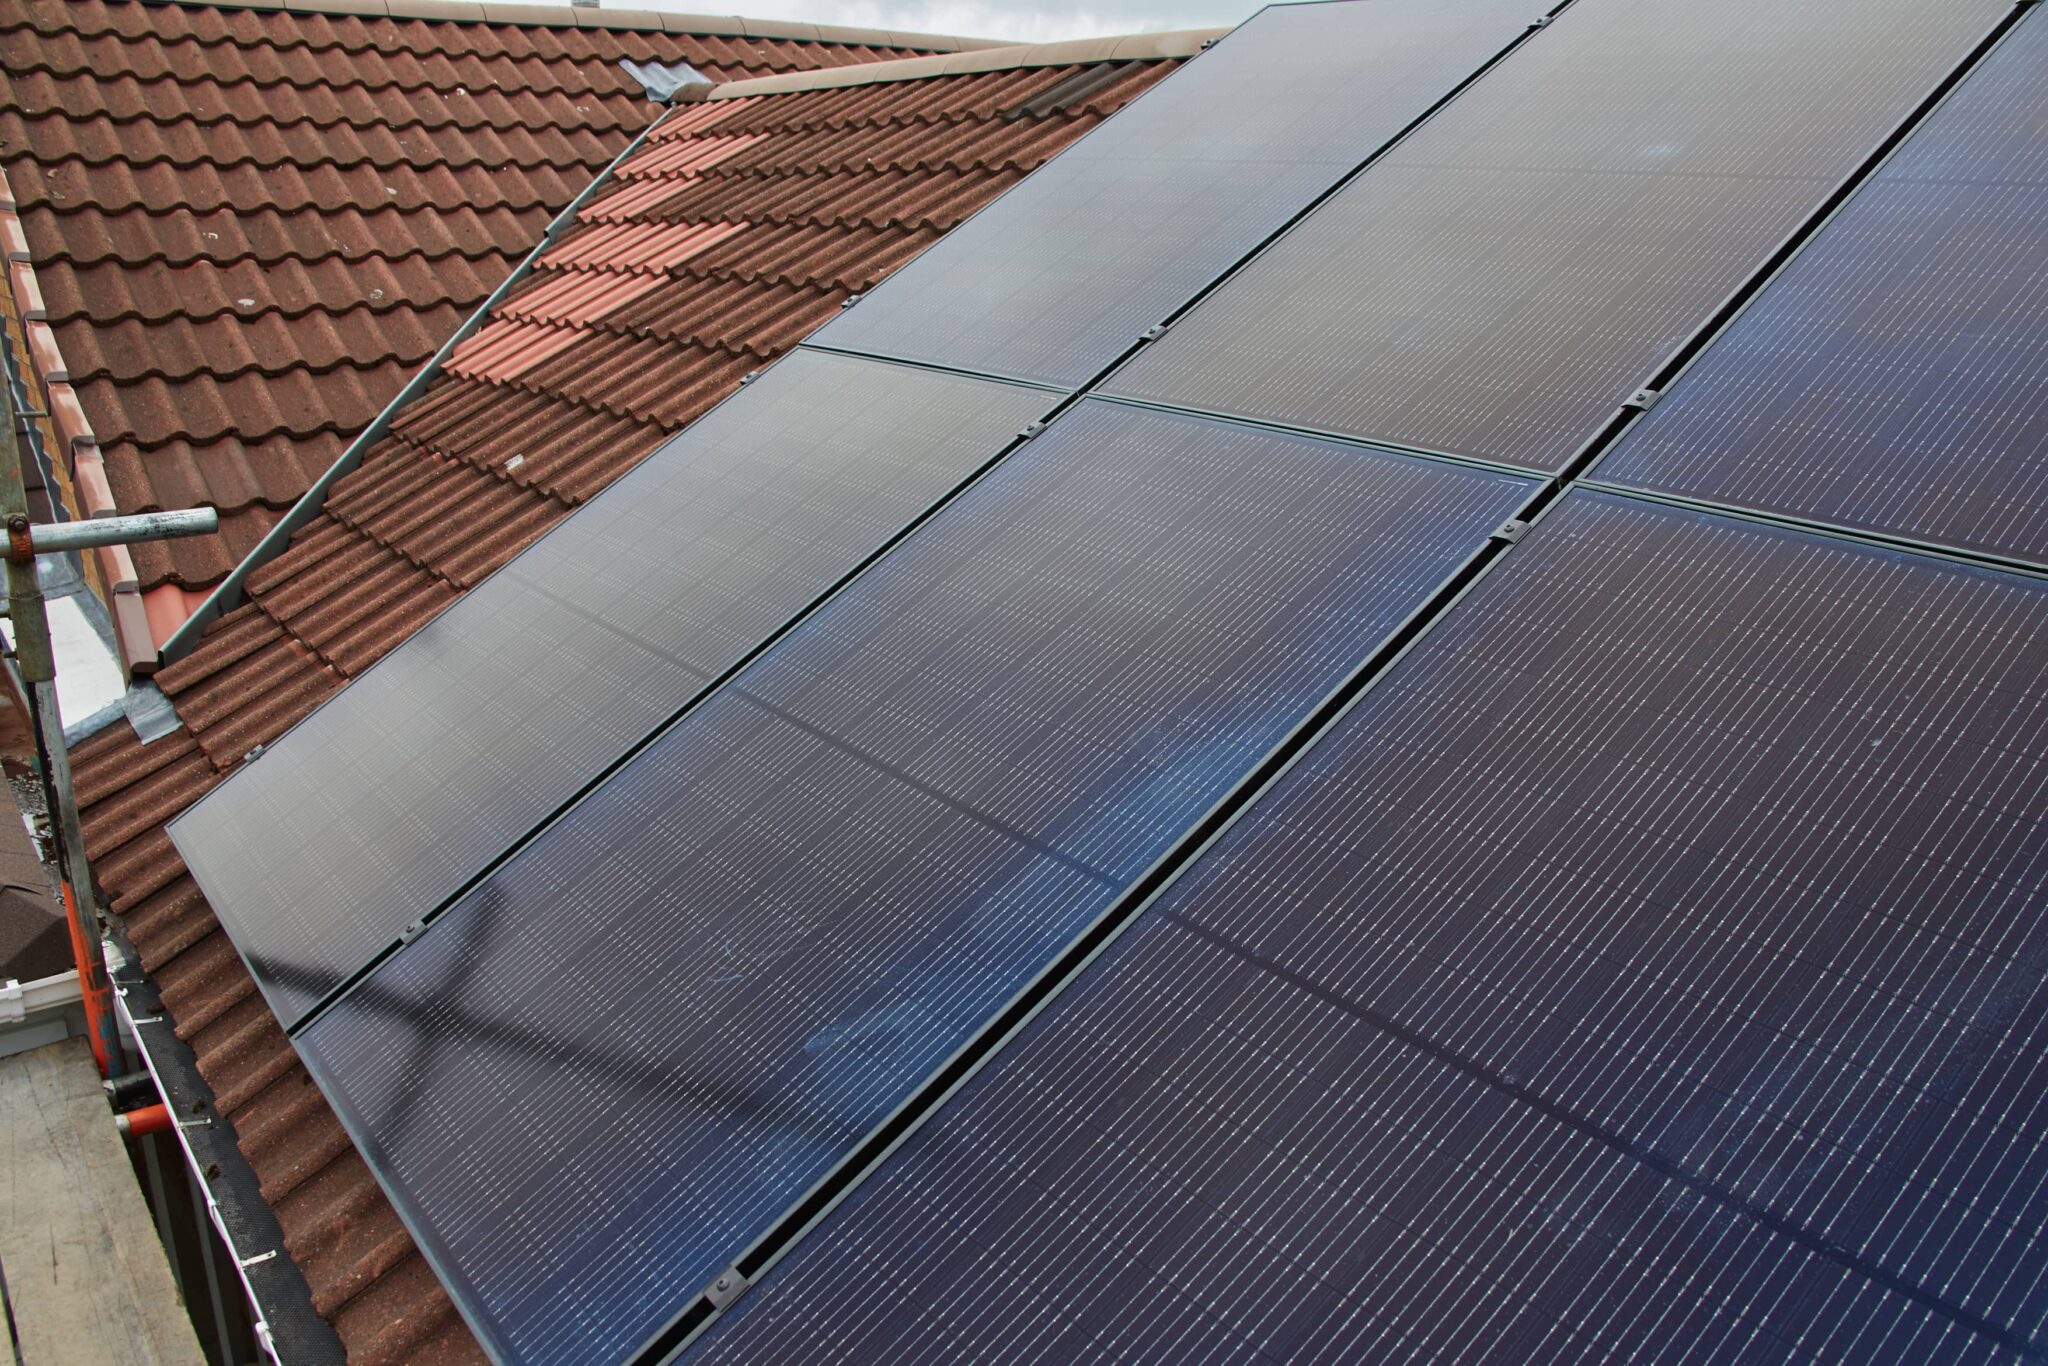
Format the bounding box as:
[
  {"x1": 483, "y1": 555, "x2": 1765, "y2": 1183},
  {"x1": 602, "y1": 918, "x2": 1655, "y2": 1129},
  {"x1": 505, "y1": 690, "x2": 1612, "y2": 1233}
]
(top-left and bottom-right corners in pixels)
[
  {"x1": 640, "y1": 3, "x2": 2046, "y2": 1356},
  {"x1": 172, "y1": 347, "x2": 1060, "y2": 1036},
  {"x1": 682, "y1": 487, "x2": 2048, "y2": 1364},
  {"x1": 1581, "y1": 3, "x2": 2048, "y2": 575}
]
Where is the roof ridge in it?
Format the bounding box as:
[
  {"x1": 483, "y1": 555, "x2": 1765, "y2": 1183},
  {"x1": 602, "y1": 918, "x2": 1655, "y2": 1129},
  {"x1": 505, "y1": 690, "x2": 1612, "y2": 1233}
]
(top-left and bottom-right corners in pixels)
[
  {"x1": 123, "y1": 0, "x2": 1006, "y2": 52},
  {"x1": 704, "y1": 26, "x2": 1228, "y2": 99}
]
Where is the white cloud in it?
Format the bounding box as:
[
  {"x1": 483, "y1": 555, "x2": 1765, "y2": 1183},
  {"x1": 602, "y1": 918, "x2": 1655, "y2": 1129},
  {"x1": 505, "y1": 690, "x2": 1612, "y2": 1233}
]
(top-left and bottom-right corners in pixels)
[{"x1": 632, "y1": 0, "x2": 1257, "y2": 45}]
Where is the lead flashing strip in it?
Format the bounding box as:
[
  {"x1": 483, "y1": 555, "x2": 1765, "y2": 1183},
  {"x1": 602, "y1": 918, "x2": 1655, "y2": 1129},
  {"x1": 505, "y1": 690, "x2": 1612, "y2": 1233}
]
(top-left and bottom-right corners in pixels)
[{"x1": 706, "y1": 27, "x2": 1231, "y2": 99}]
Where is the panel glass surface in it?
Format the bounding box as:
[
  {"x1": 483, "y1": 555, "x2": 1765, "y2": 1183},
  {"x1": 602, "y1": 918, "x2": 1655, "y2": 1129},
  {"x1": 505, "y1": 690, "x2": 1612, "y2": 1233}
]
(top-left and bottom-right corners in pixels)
[
  {"x1": 297, "y1": 402, "x2": 1536, "y2": 1366},
  {"x1": 1109, "y1": 0, "x2": 2008, "y2": 472},
  {"x1": 811, "y1": 0, "x2": 1546, "y2": 389},
  {"x1": 696, "y1": 491, "x2": 2048, "y2": 1365},
  {"x1": 1599, "y1": 12, "x2": 2048, "y2": 566},
  {"x1": 170, "y1": 350, "x2": 1051, "y2": 1028}
]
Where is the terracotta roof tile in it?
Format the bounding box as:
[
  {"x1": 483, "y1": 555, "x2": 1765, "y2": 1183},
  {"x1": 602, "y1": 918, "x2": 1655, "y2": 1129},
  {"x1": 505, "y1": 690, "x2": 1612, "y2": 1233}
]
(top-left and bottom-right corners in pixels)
[
  {"x1": 0, "y1": 0, "x2": 937, "y2": 600},
  {"x1": 62, "y1": 42, "x2": 1184, "y2": 1359}
]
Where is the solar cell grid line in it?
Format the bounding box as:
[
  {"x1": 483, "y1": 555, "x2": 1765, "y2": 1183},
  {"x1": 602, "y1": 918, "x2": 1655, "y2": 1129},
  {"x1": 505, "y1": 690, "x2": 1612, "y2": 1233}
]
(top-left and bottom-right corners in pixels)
[
  {"x1": 808, "y1": 0, "x2": 1554, "y2": 390},
  {"x1": 1594, "y1": 8, "x2": 2048, "y2": 570},
  {"x1": 1106, "y1": 0, "x2": 2015, "y2": 474},
  {"x1": 293, "y1": 401, "x2": 1538, "y2": 1366},
  {"x1": 686, "y1": 490, "x2": 2048, "y2": 1366},
  {"x1": 168, "y1": 350, "x2": 1055, "y2": 1030}
]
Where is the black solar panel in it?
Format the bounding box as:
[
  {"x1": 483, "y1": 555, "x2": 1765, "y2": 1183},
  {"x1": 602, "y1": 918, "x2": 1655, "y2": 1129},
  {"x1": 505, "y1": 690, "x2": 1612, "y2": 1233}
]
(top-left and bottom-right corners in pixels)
[
  {"x1": 169, "y1": 350, "x2": 1052, "y2": 1028},
  {"x1": 1108, "y1": 0, "x2": 2009, "y2": 472},
  {"x1": 810, "y1": 0, "x2": 1546, "y2": 389},
  {"x1": 294, "y1": 403, "x2": 1536, "y2": 1365},
  {"x1": 692, "y1": 491, "x2": 2048, "y2": 1365},
  {"x1": 1597, "y1": 11, "x2": 2048, "y2": 567}
]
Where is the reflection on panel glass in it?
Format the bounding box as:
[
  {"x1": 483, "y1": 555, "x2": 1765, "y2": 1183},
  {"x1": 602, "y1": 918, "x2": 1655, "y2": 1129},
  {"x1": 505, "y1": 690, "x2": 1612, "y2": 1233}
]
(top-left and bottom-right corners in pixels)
[
  {"x1": 697, "y1": 492, "x2": 2048, "y2": 1366},
  {"x1": 1110, "y1": 0, "x2": 2008, "y2": 471},
  {"x1": 813, "y1": 0, "x2": 1545, "y2": 388},
  {"x1": 1599, "y1": 12, "x2": 2048, "y2": 566},
  {"x1": 298, "y1": 402, "x2": 1535, "y2": 1365},
  {"x1": 170, "y1": 350, "x2": 1051, "y2": 1028}
]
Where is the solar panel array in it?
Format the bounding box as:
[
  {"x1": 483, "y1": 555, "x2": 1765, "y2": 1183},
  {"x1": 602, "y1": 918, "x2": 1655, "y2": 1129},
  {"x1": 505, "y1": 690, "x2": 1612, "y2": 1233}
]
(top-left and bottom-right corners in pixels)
[
  {"x1": 296, "y1": 403, "x2": 1534, "y2": 1364},
  {"x1": 1106, "y1": 0, "x2": 2010, "y2": 470},
  {"x1": 810, "y1": 0, "x2": 1547, "y2": 389},
  {"x1": 159, "y1": 1, "x2": 2048, "y2": 1362},
  {"x1": 1596, "y1": 13, "x2": 2048, "y2": 567},
  {"x1": 170, "y1": 351, "x2": 1051, "y2": 1027},
  {"x1": 696, "y1": 492, "x2": 2048, "y2": 1364}
]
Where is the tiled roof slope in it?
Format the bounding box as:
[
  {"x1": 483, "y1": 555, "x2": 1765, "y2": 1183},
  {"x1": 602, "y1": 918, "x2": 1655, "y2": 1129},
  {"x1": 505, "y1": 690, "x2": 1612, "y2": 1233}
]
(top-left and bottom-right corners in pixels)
[
  {"x1": 67, "y1": 52, "x2": 1178, "y2": 1362},
  {"x1": 0, "y1": 0, "x2": 946, "y2": 618}
]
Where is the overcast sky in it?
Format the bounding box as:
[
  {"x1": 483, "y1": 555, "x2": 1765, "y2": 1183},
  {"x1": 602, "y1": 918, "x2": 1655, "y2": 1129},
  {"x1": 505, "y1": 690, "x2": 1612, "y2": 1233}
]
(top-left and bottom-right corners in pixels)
[{"x1": 639, "y1": 0, "x2": 1261, "y2": 44}]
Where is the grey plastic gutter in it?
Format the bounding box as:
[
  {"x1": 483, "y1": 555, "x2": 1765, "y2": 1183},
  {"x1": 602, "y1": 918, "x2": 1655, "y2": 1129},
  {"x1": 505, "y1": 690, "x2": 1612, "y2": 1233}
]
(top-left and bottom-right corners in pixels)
[{"x1": 158, "y1": 99, "x2": 687, "y2": 665}]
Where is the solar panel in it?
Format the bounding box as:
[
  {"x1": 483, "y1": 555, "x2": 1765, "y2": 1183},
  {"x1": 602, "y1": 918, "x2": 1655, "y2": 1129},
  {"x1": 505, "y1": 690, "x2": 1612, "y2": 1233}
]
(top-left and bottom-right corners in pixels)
[
  {"x1": 1597, "y1": 11, "x2": 2048, "y2": 567},
  {"x1": 169, "y1": 350, "x2": 1053, "y2": 1028},
  {"x1": 692, "y1": 491, "x2": 2048, "y2": 1365},
  {"x1": 1107, "y1": 0, "x2": 2009, "y2": 472},
  {"x1": 294, "y1": 403, "x2": 1536, "y2": 1365},
  {"x1": 810, "y1": 0, "x2": 1547, "y2": 389}
]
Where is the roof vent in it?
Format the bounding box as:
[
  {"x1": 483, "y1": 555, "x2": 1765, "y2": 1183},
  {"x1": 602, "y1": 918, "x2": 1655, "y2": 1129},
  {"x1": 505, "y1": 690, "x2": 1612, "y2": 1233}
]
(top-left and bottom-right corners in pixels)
[{"x1": 622, "y1": 57, "x2": 715, "y2": 103}]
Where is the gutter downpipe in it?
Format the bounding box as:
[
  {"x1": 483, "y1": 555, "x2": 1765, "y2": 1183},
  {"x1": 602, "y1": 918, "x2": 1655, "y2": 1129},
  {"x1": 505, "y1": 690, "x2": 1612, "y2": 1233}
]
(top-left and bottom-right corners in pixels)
[{"x1": 158, "y1": 97, "x2": 690, "y2": 666}]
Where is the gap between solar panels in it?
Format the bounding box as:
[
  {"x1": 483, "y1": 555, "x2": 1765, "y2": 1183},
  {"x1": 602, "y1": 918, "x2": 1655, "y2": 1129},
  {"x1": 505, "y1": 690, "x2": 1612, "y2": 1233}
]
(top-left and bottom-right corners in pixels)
[{"x1": 641, "y1": 2, "x2": 2042, "y2": 1358}]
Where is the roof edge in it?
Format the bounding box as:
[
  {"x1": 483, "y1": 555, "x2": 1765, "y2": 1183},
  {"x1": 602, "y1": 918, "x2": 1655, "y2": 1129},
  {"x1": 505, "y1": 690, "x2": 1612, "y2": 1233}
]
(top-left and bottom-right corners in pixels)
[
  {"x1": 134, "y1": 0, "x2": 1009, "y2": 51},
  {"x1": 705, "y1": 26, "x2": 1229, "y2": 98},
  {"x1": 0, "y1": 169, "x2": 158, "y2": 677}
]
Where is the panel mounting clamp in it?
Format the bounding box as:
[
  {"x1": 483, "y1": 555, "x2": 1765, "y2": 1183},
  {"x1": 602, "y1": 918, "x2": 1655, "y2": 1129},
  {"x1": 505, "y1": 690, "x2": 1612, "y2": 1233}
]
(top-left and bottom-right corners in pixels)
[
  {"x1": 399, "y1": 919, "x2": 427, "y2": 945},
  {"x1": 1140, "y1": 323, "x2": 1168, "y2": 342},
  {"x1": 242, "y1": 743, "x2": 266, "y2": 764},
  {"x1": 1625, "y1": 387, "x2": 1662, "y2": 412},
  {"x1": 839, "y1": 293, "x2": 862, "y2": 309},
  {"x1": 1018, "y1": 421, "x2": 1047, "y2": 440},
  {"x1": 1491, "y1": 518, "x2": 1531, "y2": 544},
  {"x1": 703, "y1": 1267, "x2": 750, "y2": 1311},
  {"x1": 739, "y1": 371, "x2": 759, "y2": 386}
]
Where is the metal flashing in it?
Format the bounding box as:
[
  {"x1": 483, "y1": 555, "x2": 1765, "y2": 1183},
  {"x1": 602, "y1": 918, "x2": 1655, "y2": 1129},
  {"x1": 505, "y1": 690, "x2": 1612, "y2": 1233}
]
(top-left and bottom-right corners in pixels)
[{"x1": 705, "y1": 28, "x2": 1230, "y2": 100}]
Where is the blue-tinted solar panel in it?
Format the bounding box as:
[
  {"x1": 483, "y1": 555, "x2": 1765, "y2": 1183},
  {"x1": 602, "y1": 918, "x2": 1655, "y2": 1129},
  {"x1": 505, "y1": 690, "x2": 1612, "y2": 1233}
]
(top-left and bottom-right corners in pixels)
[
  {"x1": 295, "y1": 403, "x2": 1535, "y2": 1365},
  {"x1": 694, "y1": 492, "x2": 2048, "y2": 1365},
  {"x1": 169, "y1": 350, "x2": 1052, "y2": 1028},
  {"x1": 1108, "y1": 0, "x2": 2009, "y2": 471},
  {"x1": 1598, "y1": 11, "x2": 2048, "y2": 566},
  {"x1": 811, "y1": 0, "x2": 1546, "y2": 389}
]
